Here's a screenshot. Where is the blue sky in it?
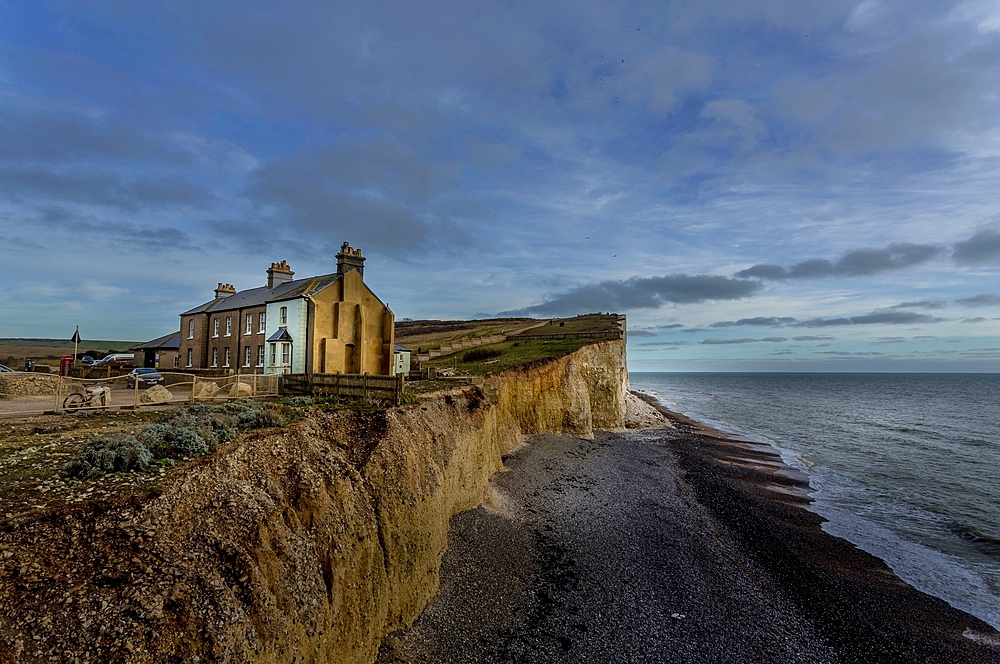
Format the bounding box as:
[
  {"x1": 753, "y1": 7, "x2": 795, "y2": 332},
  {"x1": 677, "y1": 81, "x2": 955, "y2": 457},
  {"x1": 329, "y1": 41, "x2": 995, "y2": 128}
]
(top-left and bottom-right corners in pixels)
[{"x1": 1, "y1": 0, "x2": 999, "y2": 370}]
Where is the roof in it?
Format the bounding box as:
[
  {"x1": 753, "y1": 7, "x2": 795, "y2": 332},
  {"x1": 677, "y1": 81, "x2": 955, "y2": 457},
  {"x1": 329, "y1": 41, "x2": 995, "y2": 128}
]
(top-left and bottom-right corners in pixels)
[
  {"x1": 131, "y1": 332, "x2": 181, "y2": 351},
  {"x1": 267, "y1": 328, "x2": 294, "y2": 342},
  {"x1": 394, "y1": 344, "x2": 410, "y2": 352},
  {"x1": 181, "y1": 273, "x2": 342, "y2": 316}
]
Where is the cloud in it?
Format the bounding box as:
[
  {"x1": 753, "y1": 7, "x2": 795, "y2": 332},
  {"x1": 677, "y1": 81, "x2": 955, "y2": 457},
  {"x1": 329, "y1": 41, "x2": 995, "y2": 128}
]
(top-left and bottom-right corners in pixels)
[
  {"x1": 735, "y1": 243, "x2": 941, "y2": 280},
  {"x1": 499, "y1": 274, "x2": 761, "y2": 316},
  {"x1": 961, "y1": 317, "x2": 988, "y2": 323},
  {"x1": 955, "y1": 293, "x2": 1000, "y2": 307},
  {"x1": 952, "y1": 229, "x2": 1000, "y2": 265},
  {"x1": 795, "y1": 310, "x2": 943, "y2": 327},
  {"x1": 243, "y1": 141, "x2": 472, "y2": 255},
  {"x1": 638, "y1": 340, "x2": 690, "y2": 347},
  {"x1": 701, "y1": 336, "x2": 786, "y2": 344},
  {"x1": 888, "y1": 300, "x2": 946, "y2": 309},
  {"x1": 709, "y1": 316, "x2": 797, "y2": 328},
  {"x1": 791, "y1": 335, "x2": 834, "y2": 341},
  {"x1": 0, "y1": 167, "x2": 215, "y2": 211},
  {"x1": 628, "y1": 329, "x2": 657, "y2": 337}
]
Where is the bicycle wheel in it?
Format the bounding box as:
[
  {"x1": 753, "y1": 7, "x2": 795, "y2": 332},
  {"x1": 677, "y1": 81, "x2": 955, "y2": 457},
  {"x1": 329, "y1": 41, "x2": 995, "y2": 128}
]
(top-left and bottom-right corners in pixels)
[{"x1": 63, "y1": 393, "x2": 85, "y2": 412}]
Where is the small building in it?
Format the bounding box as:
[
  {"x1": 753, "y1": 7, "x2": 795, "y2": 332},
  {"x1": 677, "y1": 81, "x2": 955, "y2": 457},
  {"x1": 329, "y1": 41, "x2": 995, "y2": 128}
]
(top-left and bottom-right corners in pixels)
[
  {"x1": 392, "y1": 344, "x2": 411, "y2": 376},
  {"x1": 132, "y1": 332, "x2": 181, "y2": 369},
  {"x1": 177, "y1": 243, "x2": 395, "y2": 376}
]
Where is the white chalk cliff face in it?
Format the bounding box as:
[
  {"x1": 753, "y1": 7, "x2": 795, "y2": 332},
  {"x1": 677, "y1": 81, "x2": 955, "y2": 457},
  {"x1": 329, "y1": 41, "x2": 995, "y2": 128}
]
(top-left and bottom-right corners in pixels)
[{"x1": 0, "y1": 340, "x2": 630, "y2": 664}]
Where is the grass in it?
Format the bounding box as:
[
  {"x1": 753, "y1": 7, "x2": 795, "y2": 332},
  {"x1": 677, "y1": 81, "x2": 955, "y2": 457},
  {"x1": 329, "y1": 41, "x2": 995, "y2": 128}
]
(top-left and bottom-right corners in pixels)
[
  {"x1": 0, "y1": 338, "x2": 141, "y2": 368},
  {"x1": 510, "y1": 313, "x2": 622, "y2": 337},
  {"x1": 424, "y1": 337, "x2": 595, "y2": 376},
  {"x1": 395, "y1": 318, "x2": 537, "y2": 351}
]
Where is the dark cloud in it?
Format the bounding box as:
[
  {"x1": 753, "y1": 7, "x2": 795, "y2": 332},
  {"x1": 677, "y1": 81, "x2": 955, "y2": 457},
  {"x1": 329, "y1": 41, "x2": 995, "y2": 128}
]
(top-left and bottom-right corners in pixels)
[
  {"x1": 244, "y1": 142, "x2": 471, "y2": 255},
  {"x1": 961, "y1": 317, "x2": 988, "y2": 324},
  {"x1": 0, "y1": 167, "x2": 214, "y2": 211},
  {"x1": 499, "y1": 274, "x2": 761, "y2": 317},
  {"x1": 795, "y1": 310, "x2": 942, "y2": 327},
  {"x1": 791, "y1": 335, "x2": 834, "y2": 341},
  {"x1": 710, "y1": 316, "x2": 796, "y2": 328},
  {"x1": 0, "y1": 109, "x2": 190, "y2": 165},
  {"x1": 952, "y1": 229, "x2": 1000, "y2": 265},
  {"x1": 701, "y1": 337, "x2": 786, "y2": 345},
  {"x1": 655, "y1": 324, "x2": 686, "y2": 329},
  {"x1": 888, "y1": 300, "x2": 946, "y2": 310},
  {"x1": 955, "y1": 294, "x2": 1000, "y2": 307},
  {"x1": 638, "y1": 340, "x2": 690, "y2": 347},
  {"x1": 628, "y1": 330, "x2": 657, "y2": 337},
  {"x1": 735, "y1": 243, "x2": 941, "y2": 280}
]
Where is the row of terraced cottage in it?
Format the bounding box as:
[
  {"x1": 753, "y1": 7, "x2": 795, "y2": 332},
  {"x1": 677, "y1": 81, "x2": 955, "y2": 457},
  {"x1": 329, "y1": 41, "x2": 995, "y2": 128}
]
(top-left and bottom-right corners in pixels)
[{"x1": 133, "y1": 243, "x2": 410, "y2": 377}]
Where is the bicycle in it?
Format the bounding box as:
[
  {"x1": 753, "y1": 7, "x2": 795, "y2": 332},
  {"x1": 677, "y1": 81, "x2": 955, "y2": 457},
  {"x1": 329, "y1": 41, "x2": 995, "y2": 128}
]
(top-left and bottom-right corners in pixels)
[{"x1": 63, "y1": 385, "x2": 110, "y2": 412}]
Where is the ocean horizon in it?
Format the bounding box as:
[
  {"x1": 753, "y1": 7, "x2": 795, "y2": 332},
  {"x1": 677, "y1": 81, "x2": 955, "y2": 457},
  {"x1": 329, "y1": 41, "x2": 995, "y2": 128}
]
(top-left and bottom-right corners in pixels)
[{"x1": 630, "y1": 371, "x2": 1000, "y2": 632}]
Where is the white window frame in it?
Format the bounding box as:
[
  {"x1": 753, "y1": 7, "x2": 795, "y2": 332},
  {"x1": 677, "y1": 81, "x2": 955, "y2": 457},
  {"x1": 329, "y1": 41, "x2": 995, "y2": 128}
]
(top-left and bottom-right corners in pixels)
[
  {"x1": 257, "y1": 345, "x2": 265, "y2": 367},
  {"x1": 224, "y1": 347, "x2": 231, "y2": 367},
  {"x1": 245, "y1": 314, "x2": 252, "y2": 335},
  {"x1": 188, "y1": 319, "x2": 195, "y2": 339},
  {"x1": 244, "y1": 345, "x2": 251, "y2": 367},
  {"x1": 225, "y1": 316, "x2": 232, "y2": 337},
  {"x1": 213, "y1": 318, "x2": 219, "y2": 337},
  {"x1": 258, "y1": 312, "x2": 266, "y2": 333},
  {"x1": 269, "y1": 343, "x2": 277, "y2": 366},
  {"x1": 281, "y1": 343, "x2": 291, "y2": 365},
  {"x1": 173, "y1": 355, "x2": 180, "y2": 368},
  {"x1": 211, "y1": 347, "x2": 218, "y2": 367},
  {"x1": 187, "y1": 348, "x2": 193, "y2": 368},
  {"x1": 280, "y1": 306, "x2": 287, "y2": 326}
]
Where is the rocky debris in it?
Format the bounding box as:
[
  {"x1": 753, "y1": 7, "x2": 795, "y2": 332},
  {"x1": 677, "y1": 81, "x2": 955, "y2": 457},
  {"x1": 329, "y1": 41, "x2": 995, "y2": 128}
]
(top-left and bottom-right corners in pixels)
[
  {"x1": 0, "y1": 373, "x2": 58, "y2": 399},
  {"x1": 139, "y1": 385, "x2": 173, "y2": 405},
  {"x1": 624, "y1": 391, "x2": 673, "y2": 429},
  {"x1": 191, "y1": 381, "x2": 220, "y2": 400},
  {"x1": 229, "y1": 382, "x2": 252, "y2": 398}
]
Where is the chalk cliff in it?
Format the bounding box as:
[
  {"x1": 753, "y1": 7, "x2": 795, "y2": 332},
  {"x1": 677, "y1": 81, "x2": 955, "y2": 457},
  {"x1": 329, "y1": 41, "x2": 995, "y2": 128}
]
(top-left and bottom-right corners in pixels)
[{"x1": 0, "y1": 339, "x2": 628, "y2": 663}]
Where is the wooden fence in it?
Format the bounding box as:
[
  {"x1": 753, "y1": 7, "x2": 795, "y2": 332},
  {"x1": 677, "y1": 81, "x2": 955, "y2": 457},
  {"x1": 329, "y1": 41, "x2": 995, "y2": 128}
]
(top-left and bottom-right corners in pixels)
[
  {"x1": 282, "y1": 373, "x2": 405, "y2": 404},
  {"x1": 511, "y1": 330, "x2": 624, "y2": 341}
]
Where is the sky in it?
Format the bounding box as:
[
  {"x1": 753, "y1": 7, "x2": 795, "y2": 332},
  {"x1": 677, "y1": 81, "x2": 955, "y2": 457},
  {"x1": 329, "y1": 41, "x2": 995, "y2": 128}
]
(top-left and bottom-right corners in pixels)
[{"x1": 1, "y1": 0, "x2": 999, "y2": 371}]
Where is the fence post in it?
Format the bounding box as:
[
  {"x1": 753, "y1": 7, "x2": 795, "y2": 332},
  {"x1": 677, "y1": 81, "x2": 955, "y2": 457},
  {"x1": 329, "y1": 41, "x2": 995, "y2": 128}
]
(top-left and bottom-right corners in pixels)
[
  {"x1": 133, "y1": 372, "x2": 139, "y2": 410},
  {"x1": 363, "y1": 373, "x2": 368, "y2": 400},
  {"x1": 396, "y1": 372, "x2": 404, "y2": 405},
  {"x1": 54, "y1": 376, "x2": 61, "y2": 413}
]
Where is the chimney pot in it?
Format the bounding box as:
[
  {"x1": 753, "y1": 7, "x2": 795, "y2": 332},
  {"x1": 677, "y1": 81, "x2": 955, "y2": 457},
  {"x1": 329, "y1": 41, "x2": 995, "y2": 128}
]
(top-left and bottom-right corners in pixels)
[
  {"x1": 336, "y1": 242, "x2": 366, "y2": 277},
  {"x1": 267, "y1": 260, "x2": 294, "y2": 289}
]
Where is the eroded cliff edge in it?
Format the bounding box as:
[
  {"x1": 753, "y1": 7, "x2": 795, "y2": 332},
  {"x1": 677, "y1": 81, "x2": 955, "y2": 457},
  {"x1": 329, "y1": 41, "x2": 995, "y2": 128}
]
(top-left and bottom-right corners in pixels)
[{"x1": 0, "y1": 339, "x2": 628, "y2": 664}]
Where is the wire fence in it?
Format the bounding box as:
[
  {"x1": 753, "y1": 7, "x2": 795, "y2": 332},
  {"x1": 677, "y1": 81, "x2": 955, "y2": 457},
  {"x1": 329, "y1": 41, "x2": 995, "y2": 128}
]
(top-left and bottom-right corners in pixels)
[{"x1": 0, "y1": 371, "x2": 279, "y2": 418}]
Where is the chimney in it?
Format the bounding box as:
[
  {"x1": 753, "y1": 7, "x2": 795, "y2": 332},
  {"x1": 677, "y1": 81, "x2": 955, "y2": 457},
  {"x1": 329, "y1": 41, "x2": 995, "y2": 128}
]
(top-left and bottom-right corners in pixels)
[
  {"x1": 336, "y1": 242, "x2": 366, "y2": 277},
  {"x1": 267, "y1": 260, "x2": 294, "y2": 289},
  {"x1": 214, "y1": 283, "x2": 236, "y2": 299}
]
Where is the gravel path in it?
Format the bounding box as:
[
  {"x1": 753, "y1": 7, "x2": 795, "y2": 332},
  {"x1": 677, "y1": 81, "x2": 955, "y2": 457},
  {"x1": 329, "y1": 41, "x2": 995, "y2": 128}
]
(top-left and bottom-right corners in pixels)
[{"x1": 377, "y1": 418, "x2": 1000, "y2": 664}]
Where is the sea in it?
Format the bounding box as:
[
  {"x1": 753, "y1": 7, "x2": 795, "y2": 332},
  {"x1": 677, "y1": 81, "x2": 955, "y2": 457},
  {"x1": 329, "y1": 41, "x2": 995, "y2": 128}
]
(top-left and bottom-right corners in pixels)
[{"x1": 630, "y1": 372, "x2": 1000, "y2": 631}]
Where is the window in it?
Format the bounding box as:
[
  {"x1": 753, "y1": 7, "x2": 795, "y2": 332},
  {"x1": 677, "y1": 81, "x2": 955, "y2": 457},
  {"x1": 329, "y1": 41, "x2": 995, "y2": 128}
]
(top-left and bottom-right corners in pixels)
[
  {"x1": 258, "y1": 312, "x2": 266, "y2": 333},
  {"x1": 280, "y1": 306, "x2": 287, "y2": 326},
  {"x1": 225, "y1": 316, "x2": 232, "y2": 337},
  {"x1": 245, "y1": 314, "x2": 252, "y2": 335},
  {"x1": 244, "y1": 346, "x2": 251, "y2": 367},
  {"x1": 281, "y1": 343, "x2": 291, "y2": 365},
  {"x1": 187, "y1": 349, "x2": 193, "y2": 367},
  {"x1": 211, "y1": 348, "x2": 218, "y2": 367},
  {"x1": 188, "y1": 319, "x2": 195, "y2": 339},
  {"x1": 213, "y1": 318, "x2": 219, "y2": 337},
  {"x1": 257, "y1": 345, "x2": 264, "y2": 367},
  {"x1": 269, "y1": 343, "x2": 276, "y2": 365},
  {"x1": 173, "y1": 355, "x2": 180, "y2": 368},
  {"x1": 224, "y1": 347, "x2": 231, "y2": 367}
]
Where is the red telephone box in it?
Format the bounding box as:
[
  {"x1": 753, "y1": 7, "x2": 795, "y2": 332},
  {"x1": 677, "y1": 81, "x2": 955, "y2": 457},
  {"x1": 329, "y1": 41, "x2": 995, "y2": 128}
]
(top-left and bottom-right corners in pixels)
[{"x1": 59, "y1": 355, "x2": 75, "y2": 376}]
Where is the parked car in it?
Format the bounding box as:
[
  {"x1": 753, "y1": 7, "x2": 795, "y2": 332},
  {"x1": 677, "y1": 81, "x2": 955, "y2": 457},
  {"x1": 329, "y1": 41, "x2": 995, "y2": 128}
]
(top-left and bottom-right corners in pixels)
[
  {"x1": 79, "y1": 355, "x2": 96, "y2": 365},
  {"x1": 0, "y1": 364, "x2": 12, "y2": 372},
  {"x1": 93, "y1": 353, "x2": 135, "y2": 367},
  {"x1": 125, "y1": 368, "x2": 164, "y2": 389}
]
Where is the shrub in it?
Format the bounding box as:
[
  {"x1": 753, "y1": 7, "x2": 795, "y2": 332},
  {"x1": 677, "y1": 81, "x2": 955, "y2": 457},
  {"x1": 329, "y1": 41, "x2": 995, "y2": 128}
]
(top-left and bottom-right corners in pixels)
[
  {"x1": 63, "y1": 399, "x2": 290, "y2": 478},
  {"x1": 284, "y1": 396, "x2": 314, "y2": 407},
  {"x1": 63, "y1": 436, "x2": 152, "y2": 478},
  {"x1": 462, "y1": 348, "x2": 503, "y2": 362}
]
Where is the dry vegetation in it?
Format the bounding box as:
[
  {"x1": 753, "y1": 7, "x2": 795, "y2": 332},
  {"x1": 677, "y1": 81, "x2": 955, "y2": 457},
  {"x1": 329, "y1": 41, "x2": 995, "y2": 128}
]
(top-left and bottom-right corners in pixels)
[{"x1": 0, "y1": 338, "x2": 139, "y2": 369}]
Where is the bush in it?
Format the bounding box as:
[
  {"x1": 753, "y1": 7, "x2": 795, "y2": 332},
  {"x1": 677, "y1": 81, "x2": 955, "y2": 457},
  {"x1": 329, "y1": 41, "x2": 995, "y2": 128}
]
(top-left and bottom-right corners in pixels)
[
  {"x1": 63, "y1": 399, "x2": 290, "y2": 478},
  {"x1": 64, "y1": 436, "x2": 152, "y2": 478},
  {"x1": 462, "y1": 348, "x2": 503, "y2": 362},
  {"x1": 284, "y1": 396, "x2": 314, "y2": 407}
]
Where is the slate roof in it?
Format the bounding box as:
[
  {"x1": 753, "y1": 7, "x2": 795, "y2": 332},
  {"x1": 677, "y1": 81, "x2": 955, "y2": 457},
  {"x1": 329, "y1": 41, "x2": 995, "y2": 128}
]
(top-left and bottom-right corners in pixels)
[
  {"x1": 267, "y1": 328, "x2": 294, "y2": 342},
  {"x1": 131, "y1": 332, "x2": 181, "y2": 351},
  {"x1": 394, "y1": 344, "x2": 410, "y2": 352},
  {"x1": 180, "y1": 274, "x2": 341, "y2": 316}
]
